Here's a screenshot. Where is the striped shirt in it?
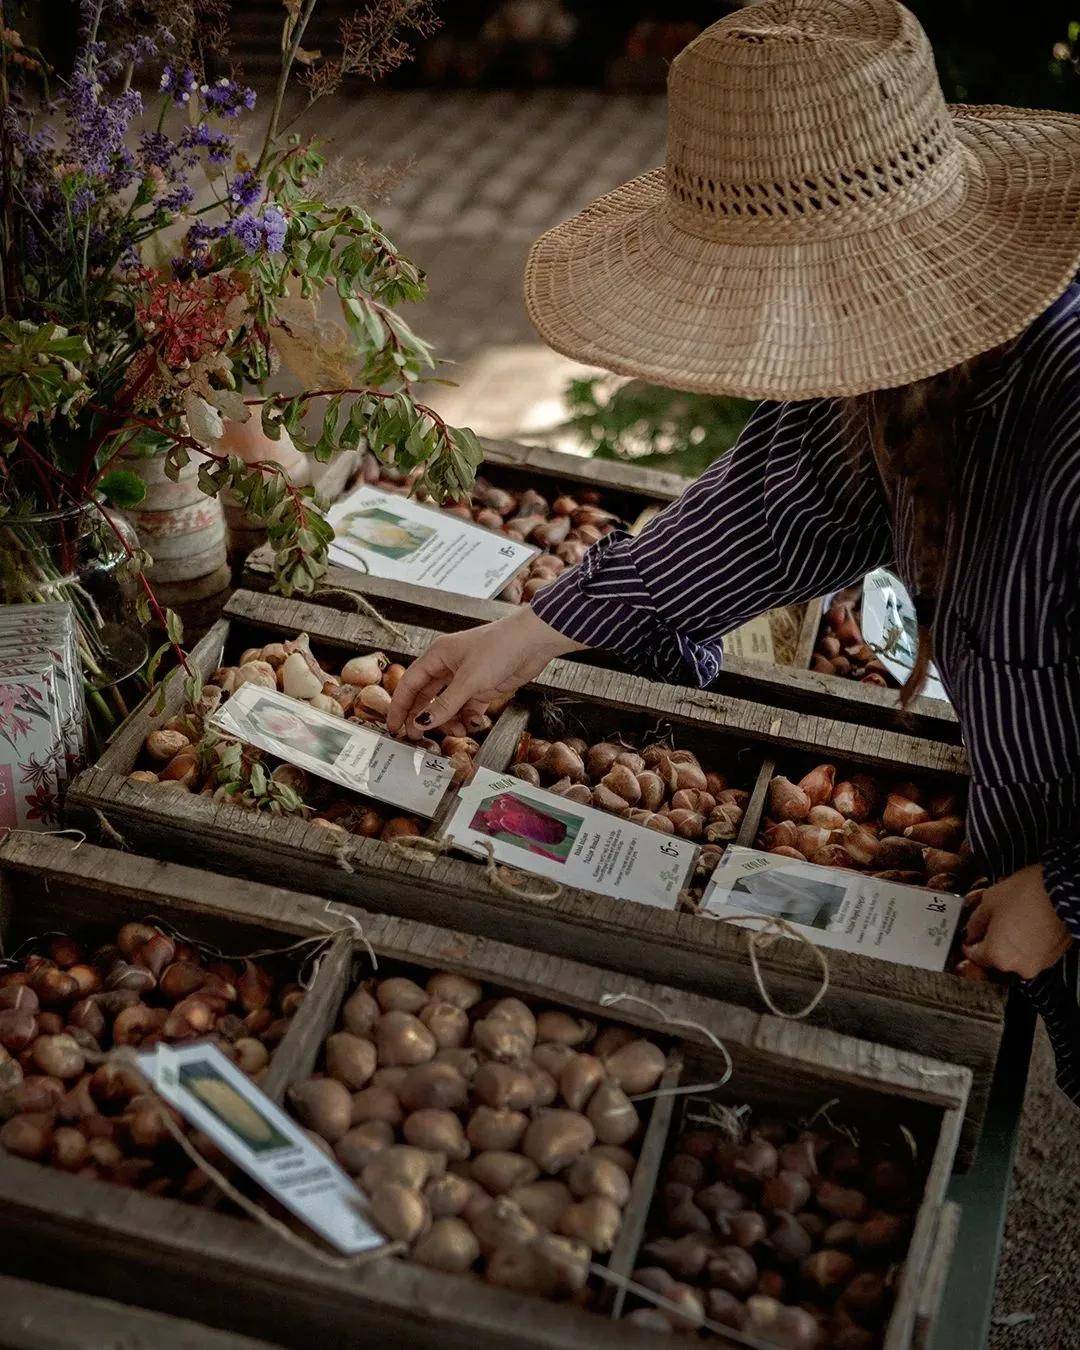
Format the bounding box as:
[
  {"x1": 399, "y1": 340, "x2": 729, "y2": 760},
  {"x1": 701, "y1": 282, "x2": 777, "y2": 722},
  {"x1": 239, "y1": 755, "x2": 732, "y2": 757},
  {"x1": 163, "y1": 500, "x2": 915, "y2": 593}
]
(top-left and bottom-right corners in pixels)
[{"x1": 533, "y1": 282, "x2": 1080, "y2": 1101}]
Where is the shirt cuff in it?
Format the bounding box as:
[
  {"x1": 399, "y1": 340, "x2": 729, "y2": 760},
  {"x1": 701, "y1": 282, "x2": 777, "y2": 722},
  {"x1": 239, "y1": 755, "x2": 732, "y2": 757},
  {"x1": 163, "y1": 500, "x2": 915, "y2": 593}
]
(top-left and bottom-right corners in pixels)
[
  {"x1": 529, "y1": 530, "x2": 722, "y2": 686},
  {"x1": 1043, "y1": 835, "x2": 1080, "y2": 942}
]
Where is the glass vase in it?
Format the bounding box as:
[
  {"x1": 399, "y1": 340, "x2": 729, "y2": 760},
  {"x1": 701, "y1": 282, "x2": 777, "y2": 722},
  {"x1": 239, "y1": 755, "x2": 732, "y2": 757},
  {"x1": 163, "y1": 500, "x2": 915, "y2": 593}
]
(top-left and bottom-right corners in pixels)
[{"x1": 0, "y1": 504, "x2": 149, "y2": 748}]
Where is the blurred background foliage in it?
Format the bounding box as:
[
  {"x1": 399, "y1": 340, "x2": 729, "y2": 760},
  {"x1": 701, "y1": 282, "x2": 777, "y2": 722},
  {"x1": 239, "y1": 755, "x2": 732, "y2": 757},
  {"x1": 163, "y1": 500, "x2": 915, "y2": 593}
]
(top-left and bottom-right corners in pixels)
[{"x1": 25, "y1": 1, "x2": 1079, "y2": 477}]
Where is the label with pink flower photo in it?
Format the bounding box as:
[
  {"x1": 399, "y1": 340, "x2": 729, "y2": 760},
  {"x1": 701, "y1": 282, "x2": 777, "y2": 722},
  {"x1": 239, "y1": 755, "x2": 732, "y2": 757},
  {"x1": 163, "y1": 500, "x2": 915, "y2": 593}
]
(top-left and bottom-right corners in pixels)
[{"x1": 442, "y1": 768, "x2": 697, "y2": 908}]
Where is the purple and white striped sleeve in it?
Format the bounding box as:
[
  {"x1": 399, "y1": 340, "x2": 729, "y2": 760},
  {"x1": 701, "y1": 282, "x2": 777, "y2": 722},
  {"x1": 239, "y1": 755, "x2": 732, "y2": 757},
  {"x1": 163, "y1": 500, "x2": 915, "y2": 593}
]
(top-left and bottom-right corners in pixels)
[{"x1": 531, "y1": 399, "x2": 894, "y2": 686}]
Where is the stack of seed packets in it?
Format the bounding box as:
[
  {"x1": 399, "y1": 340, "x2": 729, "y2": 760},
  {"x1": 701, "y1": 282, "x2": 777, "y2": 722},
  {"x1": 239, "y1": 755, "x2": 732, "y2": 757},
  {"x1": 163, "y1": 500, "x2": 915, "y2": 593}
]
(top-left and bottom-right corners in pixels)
[
  {"x1": 0, "y1": 603, "x2": 85, "y2": 830},
  {"x1": 440, "y1": 767, "x2": 698, "y2": 908}
]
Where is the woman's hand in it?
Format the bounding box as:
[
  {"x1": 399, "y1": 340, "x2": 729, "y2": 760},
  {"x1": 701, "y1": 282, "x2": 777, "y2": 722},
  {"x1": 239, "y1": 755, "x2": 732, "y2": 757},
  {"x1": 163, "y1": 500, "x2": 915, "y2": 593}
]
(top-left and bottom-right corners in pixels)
[
  {"x1": 963, "y1": 864, "x2": 1072, "y2": 980},
  {"x1": 387, "y1": 606, "x2": 588, "y2": 740}
]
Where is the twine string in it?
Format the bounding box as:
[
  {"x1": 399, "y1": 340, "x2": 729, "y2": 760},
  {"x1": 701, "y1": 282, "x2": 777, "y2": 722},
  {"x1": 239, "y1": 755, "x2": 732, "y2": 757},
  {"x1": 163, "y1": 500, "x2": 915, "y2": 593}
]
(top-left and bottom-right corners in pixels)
[
  {"x1": 477, "y1": 837, "x2": 563, "y2": 903},
  {"x1": 387, "y1": 833, "x2": 564, "y2": 903},
  {"x1": 695, "y1": 910, "x2": 831, "y2": 1020},
  {"x1": 0, "y1": 826, "x2": 85, "y2": 851},
  {"x1": 598, "y1": 991, "x2": 733, "y2": 1091},
  {"x1": 315, "y1": 586, "x2": 409, "y2": 644},
  {"x1": 315, "y1": 900, "x2": 378, "y2": 972}
]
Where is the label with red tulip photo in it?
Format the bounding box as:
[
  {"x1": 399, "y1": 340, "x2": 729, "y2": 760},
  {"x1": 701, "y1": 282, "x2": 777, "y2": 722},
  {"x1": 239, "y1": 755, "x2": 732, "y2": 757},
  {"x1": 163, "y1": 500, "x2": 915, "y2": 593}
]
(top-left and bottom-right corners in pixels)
[
  {"x1": 701, "y1": 846, "x2": 962, "y2": 970},
  {"x1": 211, "y1": 683, "x2": 454, "y2": 817},
  {"x1": 327, "y1": 485, "x2": 538, "y2": 599},
  {"x1": 441, "y1": 767, "x2": 698, "y2": 908},
  {"x1": 142, "y1": 1041, "x2": 384, "y2": 1255}
]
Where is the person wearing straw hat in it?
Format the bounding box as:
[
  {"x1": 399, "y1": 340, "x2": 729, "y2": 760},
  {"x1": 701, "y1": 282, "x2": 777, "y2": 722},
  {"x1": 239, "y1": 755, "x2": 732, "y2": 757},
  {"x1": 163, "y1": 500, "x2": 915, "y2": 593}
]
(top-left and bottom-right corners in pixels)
[{"x1": 389, "y1": 0, "x2": 1080, "y2": 1097}]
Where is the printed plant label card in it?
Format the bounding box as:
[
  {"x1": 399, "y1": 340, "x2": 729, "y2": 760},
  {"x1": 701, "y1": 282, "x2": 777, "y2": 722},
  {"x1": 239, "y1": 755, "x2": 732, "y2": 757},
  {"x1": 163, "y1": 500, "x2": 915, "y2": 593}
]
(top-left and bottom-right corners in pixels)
[
  {"x1": 327, "y1": 484, "x2": 538, "y2": 599},
  {"x1": 701, "y1": 845, "x2": 962, "y2": 970},
  {"x1": 211, "y1": 682, "x2": 454, "y2": 817},
  {"x1": 861, "y1": 569, "x2": 949, "y2": 704},
  {"x1": 0, "y1": 668, "x2": 62, "y2": 829},
  {"x1": 141, "y1": 1042, "x2": 384, "y2": 1255},
  {"x1": 442, "y1": 767, "x2": 697, "y2": 908}
]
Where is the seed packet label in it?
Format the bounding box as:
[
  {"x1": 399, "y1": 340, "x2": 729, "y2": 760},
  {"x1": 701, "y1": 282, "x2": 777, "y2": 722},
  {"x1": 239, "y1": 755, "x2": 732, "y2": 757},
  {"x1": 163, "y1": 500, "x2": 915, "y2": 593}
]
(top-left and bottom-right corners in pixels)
[
  {"x1": 140, "y1": 1041, "x2": 383, "y2": 1255},
  {"x1": 0, "y1": 668, "x2": 62, "y2": 828},
  {"x1": 327, "y1": 485, "x2": 538, "y2": 599},
  {"x1": 700, "y1": 846, "x2": 962, "y2": 971},
  {"x1": 722, "y1": 615, "x2": 776, "y2": 664},
  {"x1": 442, "y1": 767, "x2": 697, "y2": 908},
  {"x1": 211, "y1": 683, "x2": 453, "y2": 817},
  {"x1": 861, "y1": 569, "x2": 949, "y2": 704}
]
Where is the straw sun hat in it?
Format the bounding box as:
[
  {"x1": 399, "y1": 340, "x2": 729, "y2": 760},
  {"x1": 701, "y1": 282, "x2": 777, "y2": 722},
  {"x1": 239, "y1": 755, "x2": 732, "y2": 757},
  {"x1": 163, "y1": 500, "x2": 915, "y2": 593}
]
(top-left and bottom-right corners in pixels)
[{"x1": 525, "y1": 0, "x2": 1080, "y2": 399}]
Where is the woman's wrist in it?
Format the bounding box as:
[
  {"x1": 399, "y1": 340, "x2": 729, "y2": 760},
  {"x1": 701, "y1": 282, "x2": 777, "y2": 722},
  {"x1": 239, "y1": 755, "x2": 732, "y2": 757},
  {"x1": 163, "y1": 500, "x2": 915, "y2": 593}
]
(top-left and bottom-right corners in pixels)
[{"x1": 519, "y1": 603, "x2": 590, "y2": 660}]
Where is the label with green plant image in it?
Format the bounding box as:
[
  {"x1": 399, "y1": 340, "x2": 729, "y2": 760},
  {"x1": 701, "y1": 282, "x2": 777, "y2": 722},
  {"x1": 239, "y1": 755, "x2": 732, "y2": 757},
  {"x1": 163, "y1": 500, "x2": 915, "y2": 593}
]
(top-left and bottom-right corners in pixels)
[{"x1": 142, "y1": 1041, "x2": 384, "y2": 1254}]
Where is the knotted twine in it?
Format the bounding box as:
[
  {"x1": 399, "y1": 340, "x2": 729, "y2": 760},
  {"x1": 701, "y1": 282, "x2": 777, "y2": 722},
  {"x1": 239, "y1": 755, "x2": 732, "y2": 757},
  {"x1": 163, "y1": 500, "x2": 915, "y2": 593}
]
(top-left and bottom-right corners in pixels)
[
  {"x1": 314, "y1": 585, "x2": 409, "y2": 645},
  {"x1": 0, "y1": 826, "x2": 86, "y2": 850},
  {"x1": 681, "y1": 904, "x2": 831, "y2": 1021},
  {"x1": 387, "y1": 833, "x2": 563, "y2": 903}
]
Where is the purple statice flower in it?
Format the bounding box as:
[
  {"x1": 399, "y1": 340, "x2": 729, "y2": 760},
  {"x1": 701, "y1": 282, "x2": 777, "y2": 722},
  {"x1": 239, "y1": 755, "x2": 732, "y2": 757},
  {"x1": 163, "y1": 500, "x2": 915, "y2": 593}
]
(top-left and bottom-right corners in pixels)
[
  {"x1": 231, "y1": 212, "x2": 263, "y2": 253},
  {"x1": 201, "y1": 77, "x2": 256, "y2": 118},
  {"x1": 228, "y1": 171, "x2": 262, "y2": 209},
  {"x1": 231, "y1": 205, "x2": 287, "y2": 255},
  {"x1": 137, "y1": 130, "x2": 176, "y2": 170},
  {"x1": 65, "y1": 67, "x2": 142, "y2": 178},
  {"x1": 160, "y1": 183, "x2": 194, "y2": 213},
  {"x1": 186, "y1": 221, "x2": 227, "y2": 250},
  {"x1": 183, "y1": 122, "x2": 233, "y2": 165},
  {"x1": 160, "y1": 65, "x2": 197, "y2": 106},
  {"x1": 70, "y1": 185, "x2": 97, "y2": 217},
  {"x1": 262, "y1": 204, "x2": 286, "y2": 253}
]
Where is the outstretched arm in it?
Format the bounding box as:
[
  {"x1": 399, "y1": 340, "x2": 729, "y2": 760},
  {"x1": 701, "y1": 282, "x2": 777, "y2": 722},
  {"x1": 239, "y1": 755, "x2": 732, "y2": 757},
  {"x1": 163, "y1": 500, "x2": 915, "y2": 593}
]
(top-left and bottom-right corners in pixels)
[{"x1": 389, "y1": 399, "x2": 892, "y2": 734}]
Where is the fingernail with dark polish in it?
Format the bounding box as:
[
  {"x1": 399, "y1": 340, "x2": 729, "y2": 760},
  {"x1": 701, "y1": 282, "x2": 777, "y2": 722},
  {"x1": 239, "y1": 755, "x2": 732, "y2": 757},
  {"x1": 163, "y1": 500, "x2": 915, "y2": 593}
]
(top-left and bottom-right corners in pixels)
[{"x1": 416, "y1": 713, "x2": 432, "y2": 726}]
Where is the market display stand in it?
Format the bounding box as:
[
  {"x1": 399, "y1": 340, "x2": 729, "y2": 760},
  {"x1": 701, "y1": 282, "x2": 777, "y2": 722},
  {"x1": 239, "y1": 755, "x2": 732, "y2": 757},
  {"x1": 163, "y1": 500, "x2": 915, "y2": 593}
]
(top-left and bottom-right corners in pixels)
[
  {"x1": 66, "y1": 588, "x2": 1005, "y2": 1160},
  {"x1": 0, "y1": 833, "x2": 969, "y2": 1350}
]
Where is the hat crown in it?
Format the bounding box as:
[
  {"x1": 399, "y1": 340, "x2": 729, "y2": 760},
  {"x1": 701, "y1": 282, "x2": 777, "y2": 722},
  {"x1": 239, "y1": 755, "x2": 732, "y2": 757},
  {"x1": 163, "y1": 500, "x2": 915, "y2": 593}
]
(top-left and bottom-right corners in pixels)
[{"x1": 666, "y1": 0, "x2": 962, "y2": 241}]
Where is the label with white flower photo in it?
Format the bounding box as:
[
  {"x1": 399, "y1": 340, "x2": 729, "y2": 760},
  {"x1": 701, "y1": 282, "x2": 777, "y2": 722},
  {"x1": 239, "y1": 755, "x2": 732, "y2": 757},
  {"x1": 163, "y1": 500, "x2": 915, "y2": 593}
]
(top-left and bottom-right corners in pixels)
[
  {"x1": 861, "y1": 569, "x2": 949, "y2": 704},
  {"x1": 141, "y1": 1041, "x2": 384, "y2": 1255},
  {"x1": 327, "y1": 484, "x2": 538, "y2": 599},
  {"x1": 700, "y1": 845, "x2": 962, "y2": 970},
  {"x1": 211, "y1": 682, "x2": 454, "y2": 817},
  {"x1": 442, "y1": 767, "x2": 697, "y2": 908}
]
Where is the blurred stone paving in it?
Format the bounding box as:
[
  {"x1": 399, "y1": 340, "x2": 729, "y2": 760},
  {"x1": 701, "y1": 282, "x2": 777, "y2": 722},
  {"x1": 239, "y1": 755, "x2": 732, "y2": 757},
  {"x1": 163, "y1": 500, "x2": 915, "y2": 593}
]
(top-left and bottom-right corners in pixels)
[{"x1": 318, "y1": 90, "x2": 666, "y2": 362}]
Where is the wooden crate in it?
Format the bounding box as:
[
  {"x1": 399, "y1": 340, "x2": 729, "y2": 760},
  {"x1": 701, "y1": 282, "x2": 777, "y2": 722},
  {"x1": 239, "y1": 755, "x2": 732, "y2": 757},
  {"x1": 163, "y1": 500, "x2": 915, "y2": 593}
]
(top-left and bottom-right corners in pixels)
[
  {"x1": 247, "y1": 437, "x2": 942, "y2": 738},
  {"x1": 65, "y1": 591, "x2": 1002, "y2": 1157},
  {"x1": 0, "y1": 1275, "x2": 284, "y2": 1350},
  {"x1": 793, "y1": 597, "x2": 957, "y2": 738},
  {"x1": 0, "y1": 834, "x2": 969, "y2": 1350}
]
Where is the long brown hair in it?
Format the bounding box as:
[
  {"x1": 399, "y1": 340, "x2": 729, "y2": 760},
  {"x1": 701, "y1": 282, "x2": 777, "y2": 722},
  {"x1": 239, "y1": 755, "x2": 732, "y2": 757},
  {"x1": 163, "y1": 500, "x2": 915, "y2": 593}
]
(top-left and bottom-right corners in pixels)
[{"x1": 848, "y1": 349, "x2": 1002, "y2": 705}]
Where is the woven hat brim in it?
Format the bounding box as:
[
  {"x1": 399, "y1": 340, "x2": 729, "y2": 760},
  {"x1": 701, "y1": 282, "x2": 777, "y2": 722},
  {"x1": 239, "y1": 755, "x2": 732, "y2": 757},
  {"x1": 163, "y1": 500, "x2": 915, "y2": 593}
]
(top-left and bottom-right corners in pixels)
[{"x1": 525, "y1": 107, "x2": 1080, "y2": 399}]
